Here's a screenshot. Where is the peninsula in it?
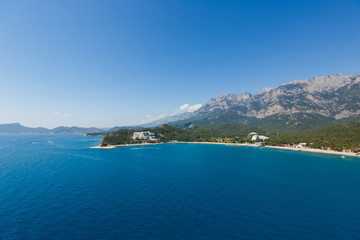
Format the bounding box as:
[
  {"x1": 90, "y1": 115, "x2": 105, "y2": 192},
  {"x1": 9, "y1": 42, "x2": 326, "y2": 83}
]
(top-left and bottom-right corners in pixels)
[{"x1": 90, "y1": 122, "x2": 360, "y2": 157}]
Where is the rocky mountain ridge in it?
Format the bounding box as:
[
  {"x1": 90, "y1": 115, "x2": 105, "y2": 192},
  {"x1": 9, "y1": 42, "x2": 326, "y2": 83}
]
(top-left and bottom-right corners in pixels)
[
  {"x1": 169, "y1": 73, "x2": 360, "y2": 130},
  {"x1": 195, "y1": 73, "x2": 360, "y2": 120}
]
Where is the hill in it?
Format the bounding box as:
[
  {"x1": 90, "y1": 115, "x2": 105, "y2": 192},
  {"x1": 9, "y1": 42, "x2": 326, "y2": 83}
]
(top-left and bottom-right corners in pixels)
[
  {"x1": 0, "y1": 123, "x2": 104, "y2": 134},
  {"x1": 101, "y1": 124, "x2": 266, "y2": 146},
  {"x1": 101, "y1": 121, "x2": 360, "y2": 152},
  {"x1": 0, "y1": 123, "x2": 49, "y2": 133},
  {"x1": 268, "y1": 121, "x2": 360, "y2": 151}
]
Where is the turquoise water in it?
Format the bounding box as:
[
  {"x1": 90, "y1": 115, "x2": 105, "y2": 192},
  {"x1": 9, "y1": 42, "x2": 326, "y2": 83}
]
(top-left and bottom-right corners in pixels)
[{"x1": 0, "y1": 134, "x2": 360, "y2": 239}]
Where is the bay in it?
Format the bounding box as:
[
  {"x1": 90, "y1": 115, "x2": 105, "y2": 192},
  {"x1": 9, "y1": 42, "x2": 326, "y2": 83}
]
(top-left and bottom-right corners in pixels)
[{"x1": 0, "y1": 134, "x2": 359, "y2": 239}]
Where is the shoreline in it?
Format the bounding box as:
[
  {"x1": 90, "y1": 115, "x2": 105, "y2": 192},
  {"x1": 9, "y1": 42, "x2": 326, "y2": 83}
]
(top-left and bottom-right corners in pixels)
[
  {"x1": 90, "y1": 141, "x2": 360, "y2": 158},
  {"x1": 178, "y1": 142, "x2": 360, "y2": 157},
  {"x1": 173, "y1": 142, "x2": 262, "y2": 147},
  {"x1": 90, "y1": 142, "x2": 162, "y2": 149},
  {"x1": 90, "y1": 142, "x2": 261, "y2": 149},
  {"x1": 264, "y1": 145, "x2": 360, "y2": 157}
]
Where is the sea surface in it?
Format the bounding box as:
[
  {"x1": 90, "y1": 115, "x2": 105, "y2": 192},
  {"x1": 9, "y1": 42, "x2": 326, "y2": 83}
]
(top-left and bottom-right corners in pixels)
[{"x1": 0, "y1": 134, "x2": 359, "y2": 239}]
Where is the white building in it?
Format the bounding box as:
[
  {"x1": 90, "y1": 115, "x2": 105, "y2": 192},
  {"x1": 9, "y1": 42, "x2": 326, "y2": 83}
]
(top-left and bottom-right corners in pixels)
[
  {"x1": 251, "y1": 135, "x2": 269, "y2": 141},
  {"x1": 295, "y1": 143, "x2": 306, "y2": 149},
  {"x1": 132, "y1": 131, "x2": 158, "y2": 141}
]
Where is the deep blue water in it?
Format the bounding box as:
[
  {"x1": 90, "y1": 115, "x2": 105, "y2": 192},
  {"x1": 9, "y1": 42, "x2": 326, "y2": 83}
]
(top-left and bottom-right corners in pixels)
[{"x1": 0, "y1": 134, "x2": 360, "y2": 239}]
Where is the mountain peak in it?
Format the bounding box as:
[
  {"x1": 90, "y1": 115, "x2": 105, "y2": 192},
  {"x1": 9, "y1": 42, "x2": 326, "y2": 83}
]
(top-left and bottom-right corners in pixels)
[
  {"x1": 282, "y1": 73, "x2": 352, "y2": 92},
  {"x1": 257, "y1": 88, "x2": 273, "y2": 95},
  {"x1": 215, "y1": 92, "x2": 251, "y2": 99},
  {"x1": 197, "y1": 92, "x2": 252, "y2": 113},
  {"x1": 182, "y1": 72, "x2": 360, "y2": 128}
]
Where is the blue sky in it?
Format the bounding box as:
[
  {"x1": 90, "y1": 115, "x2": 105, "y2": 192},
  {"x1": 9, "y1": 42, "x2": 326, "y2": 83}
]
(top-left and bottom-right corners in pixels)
[{"x1": 1, "y1": 0, "x2": 360, "y2": 128}]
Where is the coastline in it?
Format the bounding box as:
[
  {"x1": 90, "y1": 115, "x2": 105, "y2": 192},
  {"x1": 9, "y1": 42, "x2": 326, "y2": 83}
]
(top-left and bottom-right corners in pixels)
[
  {"x1": 264, "y1": 145, "x2": 360, "y2": 158},
  {"x1": 90, "y1": 141, "x2": 360, "y2": 157},
  {"x1": 90, "y1": 142, "x2": 162, "y2": 149},
  {"x1": 90, "y1": 142, "x2": 261, "y2": 149},
  {"x1": 178, "y1": 142, "x2": 360, "y2": 157},
  {"x1": 173, "y1": 142, "x2": 262, "y2": 147}
]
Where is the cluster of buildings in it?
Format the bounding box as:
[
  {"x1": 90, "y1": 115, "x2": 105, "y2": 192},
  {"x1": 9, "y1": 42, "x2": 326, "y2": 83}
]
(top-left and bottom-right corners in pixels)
[
  {"x1": 340, "y1": 148, "x2": 360, "y2": 154},
  {"x1": 132, "y1": 131, "x2": 158, "y2": 141}
]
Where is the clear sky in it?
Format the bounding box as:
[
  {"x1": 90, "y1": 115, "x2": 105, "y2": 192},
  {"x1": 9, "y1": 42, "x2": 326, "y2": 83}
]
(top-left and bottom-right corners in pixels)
[{"x1": 1, "y1": 0, "x2": 359, "y2": 128}]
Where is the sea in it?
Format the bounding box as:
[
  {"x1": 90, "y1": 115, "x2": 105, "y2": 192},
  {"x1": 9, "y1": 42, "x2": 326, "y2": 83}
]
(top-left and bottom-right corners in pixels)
[{"x1": 0, "y1": 134, "x2": 359, "y2": 240}]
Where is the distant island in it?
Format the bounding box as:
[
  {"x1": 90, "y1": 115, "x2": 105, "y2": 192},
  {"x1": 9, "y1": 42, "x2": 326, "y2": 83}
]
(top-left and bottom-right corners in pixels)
[{"x1": 0, "y1": 123, "x2": 104, "y2": 134}]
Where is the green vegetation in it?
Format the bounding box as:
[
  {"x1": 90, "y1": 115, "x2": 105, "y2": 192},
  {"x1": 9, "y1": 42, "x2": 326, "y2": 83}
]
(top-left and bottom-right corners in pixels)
[
  {"x1": 98, "y1": 121, "x2": 360, "y2": 152},
  {"x1": 101, "y1": 129, "x2": 138, "y2": 146},
  {"x1": 266, "y1": 121, "x2": 360, "y2": 151},
  {"x1": 151, "y1": 124, "x2": 265, "y2": 142},
  {"x1": 100, "y1": 124, "x2": 264, "y2": 145}
]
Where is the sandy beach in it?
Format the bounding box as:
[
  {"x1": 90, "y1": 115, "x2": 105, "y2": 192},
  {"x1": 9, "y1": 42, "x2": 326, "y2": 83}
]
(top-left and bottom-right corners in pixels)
[
  {"x1": 90, "y1": 142, "x2": 162, "y2": 149},
  {"x1": 90, "y1": 141, "x2": 360, "y2": 158},
  {"x1": 190, "y1": 142, "x2": 360, "y2": 157},
  {"x1": 265, "y1": 145, "x2": 360, "y2": 157},
  {"x1": 91, "y1": 142, "x2": 262, "y2": 149},
  {"x1": 179, "y1": 142, "x2": 360, "y2": 157},
  {"x1": 174, "y1": 142, "x2": 261, "y2": 147}
]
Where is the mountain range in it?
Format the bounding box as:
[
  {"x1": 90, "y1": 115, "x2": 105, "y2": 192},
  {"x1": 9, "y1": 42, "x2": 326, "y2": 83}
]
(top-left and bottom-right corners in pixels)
[
  {"x1": 0, "y1": 123, "x2": 104, "y2": 134},
  {"x1": 166, "y1": 73, "x2": 360, "y2": 131}
]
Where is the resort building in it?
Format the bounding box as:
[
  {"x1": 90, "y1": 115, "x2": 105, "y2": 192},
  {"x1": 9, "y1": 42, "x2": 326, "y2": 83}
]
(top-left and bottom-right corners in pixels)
[
  {"x1": 132, "y1": 131, "x2": 158, "y2": 141},
  {"x1": 295, "y1": 143, "x2": 307, "y2": 149},
  {"x1": 251, "y1": 135, "x2": 269, "y2": 141}
]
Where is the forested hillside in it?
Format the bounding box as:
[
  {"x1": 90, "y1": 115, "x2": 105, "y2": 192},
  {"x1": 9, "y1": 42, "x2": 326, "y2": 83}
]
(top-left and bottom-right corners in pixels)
[
  {"x1": 267, "y1": 121, "x2": 360, "y2": 151},
  {"x1": 99, "y1": 121, "x2": 360, "y2": 152}
]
